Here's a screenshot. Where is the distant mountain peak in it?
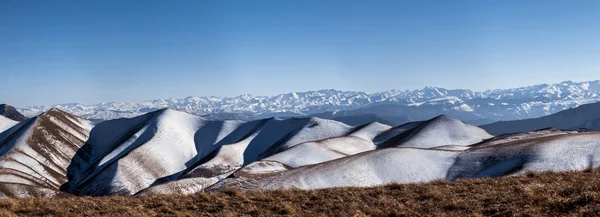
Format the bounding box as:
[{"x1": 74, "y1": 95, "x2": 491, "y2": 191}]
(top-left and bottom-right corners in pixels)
[{"x1": 15, "y1": 80, "x2": 600, "y2": 123}]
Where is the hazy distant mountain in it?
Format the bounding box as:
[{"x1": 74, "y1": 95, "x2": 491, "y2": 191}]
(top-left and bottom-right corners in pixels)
[
  {"x1": 17, "y1": 80, "x2": 600, "y2": 124},
  {"x1": 577, "y1": 118, "x2": 600, "y2": 130},
  {"x1": 310, "y1": 103, "x2": 489, "y2": 126},
  {"x1": 481, "y1": 101, "x2": 600, "y2": 135}
]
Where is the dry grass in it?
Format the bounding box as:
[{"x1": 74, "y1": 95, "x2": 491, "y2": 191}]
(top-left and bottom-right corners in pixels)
[{"x1": 3, "y1": 170, "x2": 600, "y2": 216}]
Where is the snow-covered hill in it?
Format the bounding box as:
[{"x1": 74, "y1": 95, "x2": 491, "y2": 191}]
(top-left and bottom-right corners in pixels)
[
  {"x1": 17, "y1": 80, "x2": 600, "y2": 123},
  {"x1": 0, "y1": 109, "x2": 93, "y2": 197},
  {"x1": 140, "y1": 115, "x2": 491, "y2": 195},
  {"x1": 2, "y1": 105, "x2": 600, "y2": 197},
  {"x1": 379, "y1": 115, "x2": 492, "y2": 149},
  {"x1": 63, "y1": 109, "x2": 354, "y2": 196},
  {"x1": 209, "y1": 129, "x2": 600, "y2": 191}
]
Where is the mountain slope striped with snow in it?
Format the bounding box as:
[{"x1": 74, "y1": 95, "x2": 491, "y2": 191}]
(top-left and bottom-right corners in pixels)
[
  {"x1": 63, "y1": 109, "x2": 354, "y2": 196},
  {"x1": 0, "y1": 109, "x2": 92, "y2": 197},
  {"x1": 2, "y1": 100, "x2": 600, "y2": 198}
]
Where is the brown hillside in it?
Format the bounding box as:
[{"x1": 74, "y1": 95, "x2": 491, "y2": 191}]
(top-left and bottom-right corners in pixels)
[
  {"x1": 0, "y1": 169, "x2": 599, "y2": 216},
  {"x1": 0, "y1": 104, "x2": 27, "y2": 122}
]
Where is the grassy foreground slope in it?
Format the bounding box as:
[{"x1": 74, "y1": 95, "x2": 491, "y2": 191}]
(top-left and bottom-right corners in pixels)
[{"x1": 1, "y1": 170, "x2": 600, "y2": 216}]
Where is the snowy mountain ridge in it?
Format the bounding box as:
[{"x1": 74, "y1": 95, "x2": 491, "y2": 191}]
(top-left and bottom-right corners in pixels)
[
  {"x1": 18, "y1": 80, "x2": 600, "y2": 122},
  {"x1": 1, "y1": 104, "x2": 600, "y2": 197}
]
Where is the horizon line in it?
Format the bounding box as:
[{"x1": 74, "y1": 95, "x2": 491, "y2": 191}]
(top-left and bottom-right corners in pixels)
[{"x1": 14, "y1": 79, "x2": 600, "y2": 108}]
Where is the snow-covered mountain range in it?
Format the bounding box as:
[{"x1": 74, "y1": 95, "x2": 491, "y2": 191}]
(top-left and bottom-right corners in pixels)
[
  {"x1": 18, "y1": 80, "x2": 600, "y2": 123},
  {"x1": 2, "y1": 100, "x2": 600, "y2": 197},
  {"x1": 3, "y1": 106, "x2": 600, "y2": 197}
]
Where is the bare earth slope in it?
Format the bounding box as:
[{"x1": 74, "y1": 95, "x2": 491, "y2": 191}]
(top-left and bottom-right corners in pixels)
[{"x1": 0, "y1": 105, "x2": 27, "y2": 122}]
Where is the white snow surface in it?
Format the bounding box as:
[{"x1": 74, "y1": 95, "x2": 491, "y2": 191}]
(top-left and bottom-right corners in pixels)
[
  {"x1": 237, "y1": 161, "x2": 290, "y2": 176},
  {"x1": 217, "y1": 148, "x2": 460, "y2": 190},
  {"x1": 262, "y1": 136, "x2": 375, "y2": 168},
  {"x1": 229, "y1": 122, "x2": 393, "y2": 177},
  {"x1": 380, "y1": 115, "x2": 492, "y2": 148},
  {"x1": 0, "y1": 116, "x2": 17, "y2": 133}
]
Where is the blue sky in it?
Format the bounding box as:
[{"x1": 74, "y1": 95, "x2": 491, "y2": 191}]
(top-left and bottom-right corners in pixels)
[{"x1": 1, "y1": 0, "x2": 599, "y2": 107}]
